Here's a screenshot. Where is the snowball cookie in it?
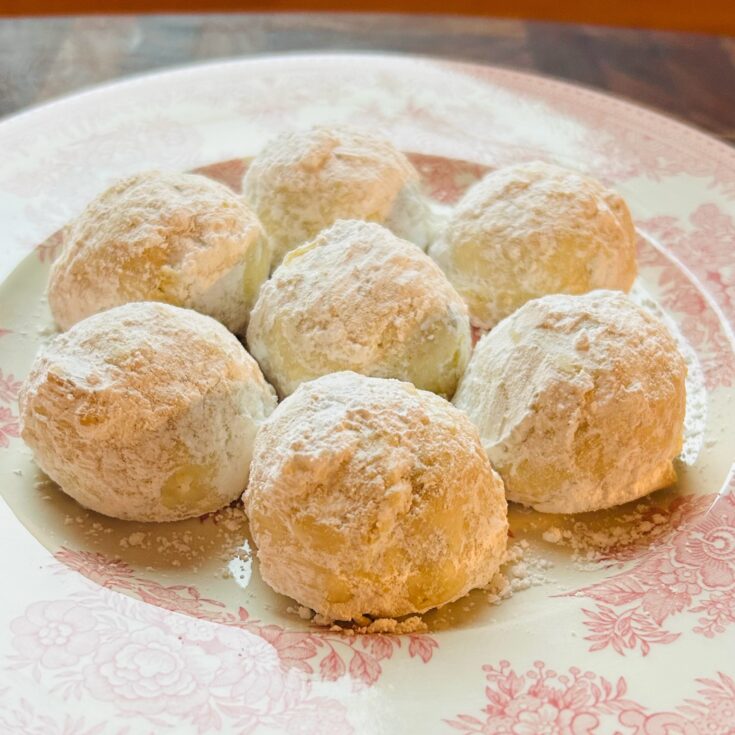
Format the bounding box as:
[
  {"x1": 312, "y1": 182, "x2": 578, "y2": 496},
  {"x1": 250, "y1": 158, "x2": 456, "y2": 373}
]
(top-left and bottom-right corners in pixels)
[
  {"x1": 19, "y1": 302, "x2": 276, "y2": 522},
  {"x1": 247, "y1": 220, "x2": 471, "y2": 399},
  {"x1": 245, "y1": 371, "x2": 508, "y2": 620},
  {"x1": 429, "y1": 161, "x2": 637, "y2": 329},
  {"x1": 453, "y1": 291, "x2": 686, "y2": 514},
  {"x1": 243, "y1": 125, "x2": 433, "y2": 266},
  {"x1": 48, "y1": 171, "x2": 270, "y2": 334}
]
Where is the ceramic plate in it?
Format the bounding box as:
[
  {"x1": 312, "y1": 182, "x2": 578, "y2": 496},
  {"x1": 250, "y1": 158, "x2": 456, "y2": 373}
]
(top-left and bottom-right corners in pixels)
[{"x1": 0, "y1": 54, "x2": 734, "y2": 735}]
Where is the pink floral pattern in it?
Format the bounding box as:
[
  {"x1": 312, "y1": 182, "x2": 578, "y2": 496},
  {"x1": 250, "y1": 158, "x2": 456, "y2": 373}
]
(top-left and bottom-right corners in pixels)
[
  {"x1": 35, "y1": 230, "x2": 64, "y2": 264},
  {"x1": 447, "y1": 660, "x2": 735, "y2": 734},
  {"x1": 10, "y1": 601, "x2": 98, "y2": 672},
  {"x1": 639, "y1": 204, "x2": 735, "y2": 389},
  {"x1": 4, "y1": 115, "x2": 203, "y2": 202},
  {"x1": 479, "y1": 66, "x2": 735, "y2": 198},
  {"x1": 0, "y1": 344, "x2": 21, "y2": 451},
  {"x1": 408, "y1": 153, "x2": 488, "y2": 204},
  {"x1": 641, "y1": 204, "x2": 735, "y2": 323},
  {"x1": 5, "y1": 587, "x2": 354, "y2": 734},
  {"x1": 0, "y1": 406, "x2": 20, "y2": 449},
  {"x1": 193, "y1": 158, "x2": 247, "y2": 194},
  {"x1": 592, "y1": 126, "x2": 735, "y2": 198},
  {"x1": 0, "y1": 691, "x2": 112, "y2": 735},
  {"x1": 564, "y1": 488, "x2": 735, "y2": 657},
  {"x1": 53, "y1": 548, "x2": 438, "y2": 689},
  {"x1": 85, "y1": 626, "x2": 221, "y2": 717},
  {"x1": 636, "y1": 227, "x2": 735, "y2": 390},
  {"x1": 0, "y1": 369, "x2": 22, "y2": 404}
]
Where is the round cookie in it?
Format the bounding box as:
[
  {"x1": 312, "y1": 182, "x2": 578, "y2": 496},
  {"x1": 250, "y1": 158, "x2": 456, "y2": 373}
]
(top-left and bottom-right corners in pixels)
[
  {"x1": 453, "y1": 291, "x2": 686, "y2": 513},
  {"x1": 246, "y1": 219, "x2": 471, "y2": 399},
  {"x1": 430, "y1": 161, "x2": 637, "y2": 329},
  {"x1": 19, "y1": 302, "x2": 276, "y2": 522},
  {"x1": 48, "y1": 171, "x2": 270, "y2": 334},
  {"x1": 243, "y1": 125, "x2": 433, "y2": 266},
  {"x1": 244, "y1": 371, "x2": 508, "y2": 620}
]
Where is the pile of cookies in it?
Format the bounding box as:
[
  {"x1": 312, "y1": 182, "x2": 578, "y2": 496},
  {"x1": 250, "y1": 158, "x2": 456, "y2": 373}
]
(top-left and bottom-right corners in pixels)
[{"x1": 19, "y1": 126, "x2": 686, "y2": 622}]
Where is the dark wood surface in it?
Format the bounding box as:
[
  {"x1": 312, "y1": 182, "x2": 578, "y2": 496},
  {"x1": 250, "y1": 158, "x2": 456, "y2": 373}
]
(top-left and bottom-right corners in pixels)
[
  {"x1": 1, "y1": 14, "x2": 734, "y2": 146},
  {"x1": 4, "y1": 2, "x2": 735, "y2": 36}
]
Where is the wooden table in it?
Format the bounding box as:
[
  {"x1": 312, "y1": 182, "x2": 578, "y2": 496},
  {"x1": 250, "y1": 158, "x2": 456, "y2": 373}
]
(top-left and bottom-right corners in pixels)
[{"x1": 1, "y1": 14, "x2": 733, "y2": 145}]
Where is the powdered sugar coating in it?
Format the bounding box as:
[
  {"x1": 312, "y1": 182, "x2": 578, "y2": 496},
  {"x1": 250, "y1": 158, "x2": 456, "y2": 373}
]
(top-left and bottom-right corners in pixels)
[
  {"x1": 453, "y1": 291, "x2": 687, "y2": 514},
  {"x1": 20, "y1": 302, "x2": 276, "y2": 522},
  {"x1": 48, "y1": 171, "x2": 270, "y2": 335},
  {"x1": 244, "y1": 371, "x2": 508, "y2": 620},
  {"x1": 429, "y1": 161, "x2": 637, "y2": 329},
  {"x1": 247, "y1": 220, "x2": 471, "y2": 399},
  {"x1": 242, "y1": 125, "x2": 434, "y2": 266}
]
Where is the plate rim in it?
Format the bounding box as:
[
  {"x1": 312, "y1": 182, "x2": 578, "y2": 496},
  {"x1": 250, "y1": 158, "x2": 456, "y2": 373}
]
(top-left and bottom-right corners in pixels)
[{"x1": 0, "y1": 51, "x2": 733, "y2": 171}]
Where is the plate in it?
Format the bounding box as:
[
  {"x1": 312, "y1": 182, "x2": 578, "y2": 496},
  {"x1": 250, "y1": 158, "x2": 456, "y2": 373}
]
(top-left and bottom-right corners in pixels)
[{"x1": 1, "y1": 54, "x2": 734, "y2": 735}]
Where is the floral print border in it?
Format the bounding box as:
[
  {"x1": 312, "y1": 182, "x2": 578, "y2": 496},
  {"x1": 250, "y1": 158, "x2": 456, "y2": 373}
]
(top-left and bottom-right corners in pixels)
[
  {"x1": 53, "y1": 548, "x2": 438, "y2": 688},
  {"x1": 447, "y1": 660, "x2": 735, "y2": 734},
  {"x1": 564, "y1": 479, "x2": 735, "y2": 657},
  {"x1": 4, "y1": 579, "x2": 355, "y2": 734}
]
